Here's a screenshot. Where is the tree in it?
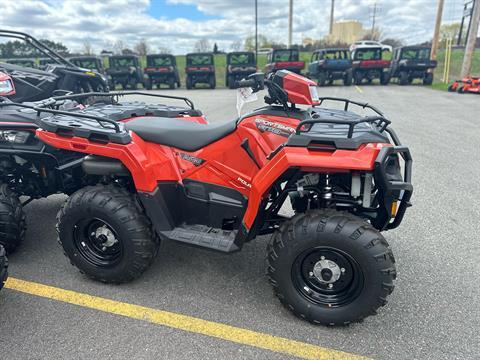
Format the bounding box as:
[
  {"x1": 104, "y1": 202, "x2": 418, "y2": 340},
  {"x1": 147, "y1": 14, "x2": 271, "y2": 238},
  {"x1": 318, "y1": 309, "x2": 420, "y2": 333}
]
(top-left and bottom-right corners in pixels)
[
  {"x1": 157, "y1": 47, "x2": 172, "y2": 54},
  {"x1": 230, "y1": 40, "x2": 242, "y2": 51},
  {"x1": 0, "y1": 39, "x2": 69, "y2": 58},
  {"x1": 362, "y1": 28, "x2": 382, "y2": 41},
  {"x1": 134, "y1": 39, "x2": 149, "y2": 56},
  {"x1": 244, "y1": 34, "x2": 269, "y2": 51},
  {"x1": 213, "y1": 42, "x2": 218, "y2": 54},
  {"x1": 440, "y1": 23, "x2": 460, "y2": 43},
  {"x1": 193, "y1": 39, "x2": 211, "y2": 52},
  {"x1": 82, "y1": 41, "x2": 93, "y2": 55},
  {"x1": 381, "y1": 38, "x2": 404, "y2": 48},
  {"x1": 113, "y1": 40, "x2": 125, "y2": 55}
]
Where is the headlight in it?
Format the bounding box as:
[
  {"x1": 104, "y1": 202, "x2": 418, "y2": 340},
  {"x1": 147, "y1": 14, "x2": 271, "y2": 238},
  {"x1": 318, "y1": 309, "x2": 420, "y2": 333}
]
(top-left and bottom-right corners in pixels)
[
  {"x1": 0, "y1": 79, "x2": 15, "y2": 96},
  {"x1": 0, "y1": 130, "x2": 32, "y2": 144},
  {"x1": 309, "y1": 85, "x2": 319, "y2": 102}
]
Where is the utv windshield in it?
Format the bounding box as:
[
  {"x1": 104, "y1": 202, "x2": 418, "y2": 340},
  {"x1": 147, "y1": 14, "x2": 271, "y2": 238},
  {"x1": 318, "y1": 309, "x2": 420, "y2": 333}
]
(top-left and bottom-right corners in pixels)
[
  {"x1": 228, "y1": 53, "x2": 255, "y2": 65},
  {"x1": 353, "y1": 48, "x2": 382, "y2": 61},
  {"x1": 110, "y1": 57, "x2": 136, "y2": 67},
  {"x1": 73, "y1": 59, "x2": 99, "y2": 70},
  {"x1": 273, "y1": 49, "x2": 299, "y2": 62},
  {"x1": 147, "y1": 56, "x2": 173, "y2": 66},
  {"x1": 401, "y1": 48, "x2": 430, "y2": 60},
  {"x1": 187, "y1": 55, "x2": 213, "y2": 65},
  {"x1": 323, "y1": 50, "x2": 349, "y2": 60}
]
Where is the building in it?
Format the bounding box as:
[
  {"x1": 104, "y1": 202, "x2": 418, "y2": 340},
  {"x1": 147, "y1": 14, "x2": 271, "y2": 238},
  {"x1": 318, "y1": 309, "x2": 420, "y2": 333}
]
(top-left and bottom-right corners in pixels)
[{"x1": 327, "y1": 20, "x2": 366, "y2": 44}]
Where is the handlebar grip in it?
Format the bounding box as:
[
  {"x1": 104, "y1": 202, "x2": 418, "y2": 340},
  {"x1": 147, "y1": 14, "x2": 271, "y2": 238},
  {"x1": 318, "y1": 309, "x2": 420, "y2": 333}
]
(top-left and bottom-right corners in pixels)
[{"x1": 235, "y1": 79, "x2": 257, "y2": 88}]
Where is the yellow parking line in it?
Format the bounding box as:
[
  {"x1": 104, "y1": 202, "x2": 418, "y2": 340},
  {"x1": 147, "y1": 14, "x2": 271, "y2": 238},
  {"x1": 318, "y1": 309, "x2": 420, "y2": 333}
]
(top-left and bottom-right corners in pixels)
[
  {"x1": 355, "y1": 85, "x2": 363, "y2": 93},
  {"x1": 5, "y1": 277, "x2": 366, "y2": 360}
]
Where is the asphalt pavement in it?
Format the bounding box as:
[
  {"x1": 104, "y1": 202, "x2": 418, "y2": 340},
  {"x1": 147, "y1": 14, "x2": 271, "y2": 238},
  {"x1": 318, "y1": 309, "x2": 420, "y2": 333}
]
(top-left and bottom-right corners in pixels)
[{"x1": 1, "y1": 85, "x2": 479, "y2": 359}]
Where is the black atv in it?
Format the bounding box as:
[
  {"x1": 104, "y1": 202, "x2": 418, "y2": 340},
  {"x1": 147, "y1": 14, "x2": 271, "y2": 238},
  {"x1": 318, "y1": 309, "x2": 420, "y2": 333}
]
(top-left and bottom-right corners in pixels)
[
  {"x1": 351, "y1": 46, "x2": 391, "y2": 85},
  {"x1": 0, "y1": 90, "x2": 201, "y2": 254},
  {"x1": 0, "y1": 30, "x2": 108, "y2": 102},
  {"x1": 107, "y1": 55, "x2": 143, "y2": 90},
  {"x1": 185, "y1": 53, "x2": 216, "y2": 89},
  {"x1": 225, "y1": 52, "x2": 256, "y2": 89},
  {"x1": 144, "y1": 54, "x2": 180, "y2": 90},
  {"x1": 0, "y1": 245, "x2": 7, "y2": 292},
  {"x1": 307, "y1": 48, "x2": 352, "y2": 86},
  {"x1": 69, "y1": 56, "x2": 107, "y2": 77},
  {"x1": 390, "y1": 46, "x2": 437, "y2": 85},
  {"x1": 6, "y1": 58, "x2": 36, "y2": 68}
]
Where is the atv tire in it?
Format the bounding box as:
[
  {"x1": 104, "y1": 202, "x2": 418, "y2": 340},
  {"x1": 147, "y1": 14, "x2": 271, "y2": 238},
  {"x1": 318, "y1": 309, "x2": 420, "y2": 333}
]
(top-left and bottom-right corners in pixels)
[
  {"x1": 145, "y1": 78, "x2": 152, "y2": 90},
  {"x1": 227, "y1": 75, "x2": 235, "y2": 89},
  {"x1": 423, "y1": 72, "x2": 433, "y2": 85},
  {"x1": 186, "y1": 76, "x2": 193, "y2": 90},
  {"x1": 399, "y1": 71, "x2": 409, "y2": 85},
  {"x1": 209, "y1": 76, "x2": 216, "y2": 90},
  {"x1": 129, "y1": 77, "x2": 138, "y2": 90},
  {"x1": 0, "y1": 245, "x2": 7, "y2": 291},
  {"x1": 0, "y1": 184, "x2": 26, "y2": 254},
  {"x1": 317, "y1": 72, "x2": 327, "y2": 86},
  {"x1": 168, "y1": 77, "x2": 175, "y2": 90},
  {"x1": 57, "y1": 185, "x2": 159, "y2": 283},
  {"x1": 354, "y1": 72, "x2": 363, "y2": 85},
  {"x1": 380, "y1": 72, "x2": 390, "y2": 85},
  {"x1": 266, "y1": 209, "x2": 396, "y2": 326},
  {"x1": 343, "y1": 71, "x2": 353, "y2": 86}
]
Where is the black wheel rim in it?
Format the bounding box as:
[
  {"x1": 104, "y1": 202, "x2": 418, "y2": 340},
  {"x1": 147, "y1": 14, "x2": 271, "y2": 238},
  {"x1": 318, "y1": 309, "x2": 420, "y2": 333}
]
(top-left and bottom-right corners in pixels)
[
  {"x1": 73, "y1": 218, "x2": 123, "y2": 267},
  {"x1": 292, "y1": 247, "x2": 364, "y2": 307}
]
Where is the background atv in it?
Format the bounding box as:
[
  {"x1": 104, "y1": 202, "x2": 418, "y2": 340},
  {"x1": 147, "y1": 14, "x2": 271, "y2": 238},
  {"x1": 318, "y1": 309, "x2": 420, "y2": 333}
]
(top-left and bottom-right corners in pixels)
[
  {"x1": 0, "y1": 30, "x2": 108, "y2": 102},
  {"x1": 448, "y1": 76, "x2": 480, "y2": 94},
  {"x1": 264, "y1": 49, "x2": 304, "y2": 75},
  {"x1": 390, "y1": 46, "x2": 436, "y2": 85},
  {"x1": 308, "y1": 48, "x2": 352, "y2": 86},
  {"x1": 185, "y1": 53, "x2": 216, "y2": 89},
  {"x1": 30, "y1": 70, "x2": 412, "y2": 326},
  {"x1": 6, "y1": 58, "x2": 36, "y2": 68},
  {"x1": 225, "y1": 52, "x2": 256, "y2": 89},
  {"x1": 0, "y1": 89, "x2": 200, "y2": 254},
  {"x1": 144, "y1": 54, "x2": 180, "y2": 90},
  {"x1": 107, "y1": 55, "x2": 143, "y2": 90},
  {"x1": 351, "y1": 46, "x2": 391, "y2": 85},
  {"x1": 69, "y1": 56, "x2": 107, "y2": 77},
  {"x1": 0, "y1": 245, "x2": 7, "y2": 292}
]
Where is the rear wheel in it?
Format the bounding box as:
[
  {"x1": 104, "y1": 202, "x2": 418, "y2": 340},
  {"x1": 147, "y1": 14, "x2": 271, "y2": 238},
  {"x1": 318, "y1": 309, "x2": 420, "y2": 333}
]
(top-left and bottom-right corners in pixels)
[
  {"x1": 317, "y1": 72, "x2": 327, "y2": 86},
  {"x1": 227, "y1": 75, "x2": 235, "y2": 89},
  {"x1": 186, "y1": 76, "x2": 193, "y2": 90},
  {"x1": 423, "y1": 72, "x2": 433, "y2": 85},
  {"x1": 145, "y1": 78, "x2": 152, "y2": 90},
  {"x1": 354, "y1": 72, "x2": 363, "y2": 85},
  {"x1": 57, "y1": 185, "x2": 159, "y2": 283},
  {"x1": 209, "y1": 75, "x2": 216, "y2": 89},
  {"x1": 457, "y1": 85, "x2": 465, "y2": 93},
  {"x1": 380, "y1": 72, "x2": 390, "y2": 85},
  {"x1": 343, "y1": 71, "x2": 353, "y2": 86},
  {"x1": 0, "y1": 245, "x2": 7, "y2": 291},
  {"x1": 129, "y1": 77, "x2": 137, "y2": 90},
  {"x1": 399, "y1": 71, "x2": 409, "y2": 85},
  {"x1": 266, "y1": 210, "x2": 396, "y2": 326},
  {"x1": 168, "y1": 77, "x2": 175, "y2": 89},
  {"x1": 0, "y1": 184, "x2": 26, "y2": 254}
]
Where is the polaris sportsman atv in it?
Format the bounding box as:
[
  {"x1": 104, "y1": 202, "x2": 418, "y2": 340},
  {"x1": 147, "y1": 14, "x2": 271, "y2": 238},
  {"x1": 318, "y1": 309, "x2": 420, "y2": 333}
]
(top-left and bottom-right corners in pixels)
[
  {"x1": 26, "y1": 70, "x2": 412, "y2": 326},
  {"x1": 107, "y1": 55, "x2": 143, "y2": 90},
  {"x1": 265, "y1": 49, "x2": 304, "y2": 75},
  {"x1": 351, "y1": 46, "x2": 391, "y2": 85},
  {"x1": 225, "y1": 52, "x2": 256, "y2": 89},
  {"x1": 307, "y1": 48, "x2": 352, "y2": 86},
  {"x1": 69, "y1": 56, "x2": 107, "y2": 77},
  {"x1": 0, "y1": 244, "x2": 7, "y2": 292},
  {"x1": 144, "y1": 54, "x2": 180, "y2": 90},
  {"x1": 0, "y1": 81, "x2": 200, "y2": 254},
  {"x1": 0, "y1": 30, "x2": 108, "y2": 101},
  {"x1": 185, "y1": 53, "x2": 216, "y2": 89},
  {"x1": 390, "y1": 46, "x2": 436, "y2": 85}
]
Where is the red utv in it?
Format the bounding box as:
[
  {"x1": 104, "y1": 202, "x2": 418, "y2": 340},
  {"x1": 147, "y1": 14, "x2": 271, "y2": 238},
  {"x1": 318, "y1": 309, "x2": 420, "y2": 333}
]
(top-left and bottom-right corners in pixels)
[
  {"x1": 448, "y1": 76, "x2": 480, "y2": 94},
  {"x1": 185, "y1": 53, "x2": 216, "y2": 89},
  {"x1": 144, "y1": 54, "x2": 181, "y2": 90},
  {"x1": 21, "y1": 70, "x2": 412, "y2": 326},
  {"x1": 351, "y1": 47, "x2": 391, "y2": 85},
  {"x1": 265, "y1": 49, "x2": 305, "y2": 75}
]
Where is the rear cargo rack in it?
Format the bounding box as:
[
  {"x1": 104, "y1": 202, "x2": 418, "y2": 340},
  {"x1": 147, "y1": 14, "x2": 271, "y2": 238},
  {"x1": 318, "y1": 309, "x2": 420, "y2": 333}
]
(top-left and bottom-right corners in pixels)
[{"x1": 314, "y1": 96, "x2": 384, "y2": 116}]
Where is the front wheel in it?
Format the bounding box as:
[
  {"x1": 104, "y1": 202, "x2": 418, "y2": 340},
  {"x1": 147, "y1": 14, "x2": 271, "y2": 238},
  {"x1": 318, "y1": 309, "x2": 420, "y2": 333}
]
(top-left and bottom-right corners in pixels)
[
  {"x1": 0, "y1": 184, "x2": 26, "y2": 254},
  {"x1": 343, "y1": 71, "x2": 353, "y2": 86},
  {"x1": 57, "y1": 185, "x2": 159, "y2": 283},
  {"x1": 266, "y1": 210, "x2": 396, "y2": 326},
  {"x1": 168, "y1": 77, "x2": 175, "y2": 89},
  {"x1": 380, "y1": 72, "x2": 390, "y2": 85},
  {"x1": 423, "y1": 72, "x2": 433, "y2": 85},
  {"x1": 0, "y1": 245, "x2": 8, "y2": 291},
  {"x1": 317, "y1": 72, "x2": 327, "y2": 86},
  {"x1": 209, "y1": 75, "x2": 216, "y2": 89}
]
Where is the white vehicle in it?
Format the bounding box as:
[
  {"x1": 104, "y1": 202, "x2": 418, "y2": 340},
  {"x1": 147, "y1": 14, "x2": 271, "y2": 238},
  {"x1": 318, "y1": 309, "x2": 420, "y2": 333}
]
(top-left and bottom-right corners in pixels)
[{"x1": 350, "y1": 40, "x2": 392, "y2": 53}]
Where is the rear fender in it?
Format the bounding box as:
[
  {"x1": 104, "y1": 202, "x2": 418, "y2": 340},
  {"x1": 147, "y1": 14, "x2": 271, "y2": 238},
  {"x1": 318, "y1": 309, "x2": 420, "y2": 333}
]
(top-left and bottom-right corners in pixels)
[{"x1": 242, "y1": 143, "x2": 388, "y2": 229}]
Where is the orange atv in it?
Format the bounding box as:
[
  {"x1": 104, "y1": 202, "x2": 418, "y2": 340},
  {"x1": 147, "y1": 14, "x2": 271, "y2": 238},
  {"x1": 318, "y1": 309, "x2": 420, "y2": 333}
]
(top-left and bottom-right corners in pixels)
[{"x1": 448, "y1": 76, "x2": 480, "y2": 94}]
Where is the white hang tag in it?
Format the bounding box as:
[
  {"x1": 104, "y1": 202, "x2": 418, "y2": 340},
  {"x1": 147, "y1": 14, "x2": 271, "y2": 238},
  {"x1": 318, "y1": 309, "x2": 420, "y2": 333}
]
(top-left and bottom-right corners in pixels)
[{"x1": 236, "y1": 87, "x2": 257, "y2": 117}]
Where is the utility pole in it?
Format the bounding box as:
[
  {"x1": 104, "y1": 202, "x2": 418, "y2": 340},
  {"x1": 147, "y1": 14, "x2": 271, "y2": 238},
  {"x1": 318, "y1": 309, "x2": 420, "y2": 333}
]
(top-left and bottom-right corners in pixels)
[
  {"x1": 329, "y1": 0, "x2": 335, "y2": 35},
  {"x1": 371, "y1": 2, "x2": 377, "y2": 38},
  {"x1": 431, "y1": 0, "x2": 445, "y2": 60},
  {"x1": 255, "y1": 0, "x2": 258, "y2": 60},
  {"x1": 461, "y1": 0, "x2": 480, "y2": 77},
  {"x1": 288, "y1": 0, "x2": 293, "y2": 48}
]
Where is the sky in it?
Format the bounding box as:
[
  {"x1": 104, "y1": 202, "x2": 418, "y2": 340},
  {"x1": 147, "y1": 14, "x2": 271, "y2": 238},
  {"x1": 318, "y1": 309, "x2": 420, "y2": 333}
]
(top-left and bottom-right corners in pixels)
[{"x1": 0, "y1": 0, "x2": 470, "y2": 55}]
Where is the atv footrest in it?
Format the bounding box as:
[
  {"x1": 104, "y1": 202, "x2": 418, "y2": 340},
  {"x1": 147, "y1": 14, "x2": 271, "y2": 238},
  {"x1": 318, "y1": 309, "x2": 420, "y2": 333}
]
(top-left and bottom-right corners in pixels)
[{"x1": 162, "y1": 224, "x2": 239, "y2": 252}]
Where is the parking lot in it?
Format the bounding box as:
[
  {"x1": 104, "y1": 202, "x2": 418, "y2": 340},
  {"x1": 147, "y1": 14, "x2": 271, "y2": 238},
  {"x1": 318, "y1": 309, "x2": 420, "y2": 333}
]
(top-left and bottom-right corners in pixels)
[{"x1": 1, "y1": 85, "x2": 479, "y2": 359}]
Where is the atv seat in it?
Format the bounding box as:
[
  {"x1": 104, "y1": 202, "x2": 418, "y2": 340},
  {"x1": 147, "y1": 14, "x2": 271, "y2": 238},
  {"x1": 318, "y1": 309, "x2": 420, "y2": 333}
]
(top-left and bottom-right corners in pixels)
[{"x1": 125, "y1": 117, "x2": 236, "y2": 151}]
